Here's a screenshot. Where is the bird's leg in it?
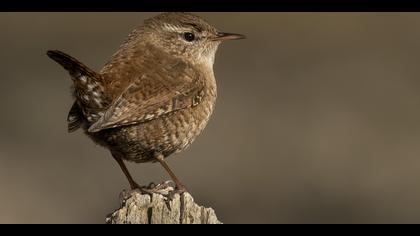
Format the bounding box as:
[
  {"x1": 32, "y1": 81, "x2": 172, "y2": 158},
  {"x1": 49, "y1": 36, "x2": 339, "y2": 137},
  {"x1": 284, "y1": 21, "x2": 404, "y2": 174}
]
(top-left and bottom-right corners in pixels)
[
  {"x1": 155, "y1": 153, "x2": 188, "y2": 193},
  {"x1": 112, "y1": 153, "x2": 145, "y2": 192}
]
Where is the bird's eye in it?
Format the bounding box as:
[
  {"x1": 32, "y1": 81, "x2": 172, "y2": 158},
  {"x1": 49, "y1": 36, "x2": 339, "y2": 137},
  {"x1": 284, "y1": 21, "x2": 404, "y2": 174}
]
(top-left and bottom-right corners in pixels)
[{"x1": 183, "y1": 32, "x2": 195, "y2": 42}]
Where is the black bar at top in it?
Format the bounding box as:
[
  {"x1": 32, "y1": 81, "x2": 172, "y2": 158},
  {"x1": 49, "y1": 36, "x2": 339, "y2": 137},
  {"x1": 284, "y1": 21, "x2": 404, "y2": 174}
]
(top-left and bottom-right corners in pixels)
[{"x1": 1, "y1": 0, "x2": 419, "y2": 12}]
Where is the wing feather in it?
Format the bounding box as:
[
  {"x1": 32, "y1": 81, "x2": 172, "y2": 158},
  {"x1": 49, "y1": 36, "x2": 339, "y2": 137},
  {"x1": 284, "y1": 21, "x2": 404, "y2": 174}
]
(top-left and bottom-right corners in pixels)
[{"x1": 88, "y1": 61, "x2": 205, "y2": 133}]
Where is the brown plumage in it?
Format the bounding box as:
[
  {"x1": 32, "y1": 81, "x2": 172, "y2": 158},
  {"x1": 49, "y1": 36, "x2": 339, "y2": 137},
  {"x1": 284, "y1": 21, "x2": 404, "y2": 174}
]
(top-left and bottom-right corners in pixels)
[{"x1": 47, "y1": 13, "x2": 244, "y2": 192}]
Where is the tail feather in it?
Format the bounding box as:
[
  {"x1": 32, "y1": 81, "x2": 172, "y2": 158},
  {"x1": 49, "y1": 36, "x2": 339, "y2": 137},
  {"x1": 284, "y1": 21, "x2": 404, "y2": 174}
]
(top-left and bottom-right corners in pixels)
[
  {"x1": 47, "y1": 50, "x2": 109, "y2": 131},
  {"x1": 67, "y1": 101, "x2": 83, "y2": 133},
  {"x1": 47, "y1": 50, "x2": 98, "y2": 78}
]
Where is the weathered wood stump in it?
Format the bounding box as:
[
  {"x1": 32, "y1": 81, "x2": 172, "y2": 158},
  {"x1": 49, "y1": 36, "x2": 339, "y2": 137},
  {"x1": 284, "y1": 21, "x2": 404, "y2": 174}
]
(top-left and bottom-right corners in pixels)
[{"x1": 106, "y1": 181, "x2": 222, "y2": 224}]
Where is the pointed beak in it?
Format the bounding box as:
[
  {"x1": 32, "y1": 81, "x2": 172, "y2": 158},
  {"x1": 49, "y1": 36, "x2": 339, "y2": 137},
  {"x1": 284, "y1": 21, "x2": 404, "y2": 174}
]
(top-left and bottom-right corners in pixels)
[{"x1": 213, "y1": 32, "x2": 246, "y2": 41}]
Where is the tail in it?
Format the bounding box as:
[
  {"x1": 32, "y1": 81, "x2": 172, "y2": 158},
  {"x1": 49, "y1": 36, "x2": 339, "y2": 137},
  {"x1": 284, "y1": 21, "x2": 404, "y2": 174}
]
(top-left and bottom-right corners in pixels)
[
  {"x1": 47, "y1": 50, "x2": 99, "y2": 79},
  {"x1": 47, "y1": 50, "x2": 108, "y2": 132}
]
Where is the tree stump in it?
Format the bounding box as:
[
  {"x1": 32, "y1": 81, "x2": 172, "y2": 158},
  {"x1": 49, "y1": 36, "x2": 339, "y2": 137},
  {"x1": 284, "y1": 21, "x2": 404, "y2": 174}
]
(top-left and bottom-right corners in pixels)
[{"x1": 105, "y1": 181, "x2": 222, "y2": 224}]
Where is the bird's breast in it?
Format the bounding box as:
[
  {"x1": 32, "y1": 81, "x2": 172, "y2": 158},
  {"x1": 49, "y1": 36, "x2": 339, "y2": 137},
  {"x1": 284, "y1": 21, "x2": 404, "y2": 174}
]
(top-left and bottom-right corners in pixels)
[{"x1": 96, "y1": 76, "x2": 217, "y2": 163}]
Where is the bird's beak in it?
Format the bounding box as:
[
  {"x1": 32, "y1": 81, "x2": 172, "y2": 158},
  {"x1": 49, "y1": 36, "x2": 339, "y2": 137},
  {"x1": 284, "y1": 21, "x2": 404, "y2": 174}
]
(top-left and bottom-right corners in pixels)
[{"x1": 213, "y1": 32, "x2": 246, "y2": 41}]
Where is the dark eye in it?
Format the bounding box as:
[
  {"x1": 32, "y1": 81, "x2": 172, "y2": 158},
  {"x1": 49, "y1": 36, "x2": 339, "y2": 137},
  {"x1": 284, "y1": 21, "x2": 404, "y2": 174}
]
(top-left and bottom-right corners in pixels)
[{"x1": 183, "y1": 32, "x2": 195, "y2": 42}]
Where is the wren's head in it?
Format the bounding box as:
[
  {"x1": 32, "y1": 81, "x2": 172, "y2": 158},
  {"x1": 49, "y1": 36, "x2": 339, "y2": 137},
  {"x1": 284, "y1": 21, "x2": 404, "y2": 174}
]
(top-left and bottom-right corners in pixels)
[{"x1": 142, "y1": 13, "x2": 245, "y2": 66}]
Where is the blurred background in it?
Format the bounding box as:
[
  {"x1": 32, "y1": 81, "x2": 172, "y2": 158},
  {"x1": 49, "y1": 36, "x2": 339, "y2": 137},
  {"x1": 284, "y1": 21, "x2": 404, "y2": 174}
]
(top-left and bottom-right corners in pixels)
[{"x1": 1, "y1": 13, "x2": 420, "y2": 223}]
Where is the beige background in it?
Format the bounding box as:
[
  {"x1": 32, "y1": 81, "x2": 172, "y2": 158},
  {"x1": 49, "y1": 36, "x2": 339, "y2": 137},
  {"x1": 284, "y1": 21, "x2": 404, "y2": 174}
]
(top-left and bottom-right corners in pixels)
[{"x1": 1, "y1": 13, "x2": 420, "y2": 223}]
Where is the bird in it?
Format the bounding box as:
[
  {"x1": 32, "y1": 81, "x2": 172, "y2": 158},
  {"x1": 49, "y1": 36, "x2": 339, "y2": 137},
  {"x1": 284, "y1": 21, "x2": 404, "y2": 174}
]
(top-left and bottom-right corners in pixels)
[{"x1": 46, "y1": 12, "x2": 245, "y2": 194}]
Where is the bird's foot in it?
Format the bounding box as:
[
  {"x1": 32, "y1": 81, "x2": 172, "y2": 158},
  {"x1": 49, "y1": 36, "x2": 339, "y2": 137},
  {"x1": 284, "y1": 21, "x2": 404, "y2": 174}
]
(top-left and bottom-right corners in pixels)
[
  {"x1": 147, "y1": 181, "x2": 188, "y2": 208},
  {"x1": 119, "y1": 181, "x2": 188, "y2": 209},
  {"x1": 150, "y1": 181, "x2": 188, "y2": 210},
  {"x1": 120, "y1": 181, "x2": 155, "y2": 198},
  {"x1": 154, "y1": 180, "x2": 187, "y2": 195}
]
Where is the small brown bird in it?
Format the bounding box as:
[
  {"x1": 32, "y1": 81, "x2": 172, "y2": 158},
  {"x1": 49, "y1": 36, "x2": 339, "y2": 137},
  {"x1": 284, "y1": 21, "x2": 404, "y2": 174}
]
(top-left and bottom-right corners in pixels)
[{"x1": 47, "y1": 12, "x2": 244, "y2": 193}]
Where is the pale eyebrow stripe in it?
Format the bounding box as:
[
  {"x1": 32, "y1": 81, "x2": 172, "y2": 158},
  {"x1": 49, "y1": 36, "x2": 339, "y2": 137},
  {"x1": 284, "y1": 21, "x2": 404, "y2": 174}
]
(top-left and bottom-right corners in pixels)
[{"x1": 162, "y1": 23, "x2": 190, "y2": 33}]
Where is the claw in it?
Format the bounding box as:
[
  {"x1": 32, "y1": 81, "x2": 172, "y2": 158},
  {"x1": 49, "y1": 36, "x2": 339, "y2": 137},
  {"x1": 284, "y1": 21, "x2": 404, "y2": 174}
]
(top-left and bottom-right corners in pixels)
[
  {"x1": 122, "y1": 181, "x2": 187, "y2": 211},
  {"x1": 129, "y1": 182, "x2": 156, "y2": 196}
]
